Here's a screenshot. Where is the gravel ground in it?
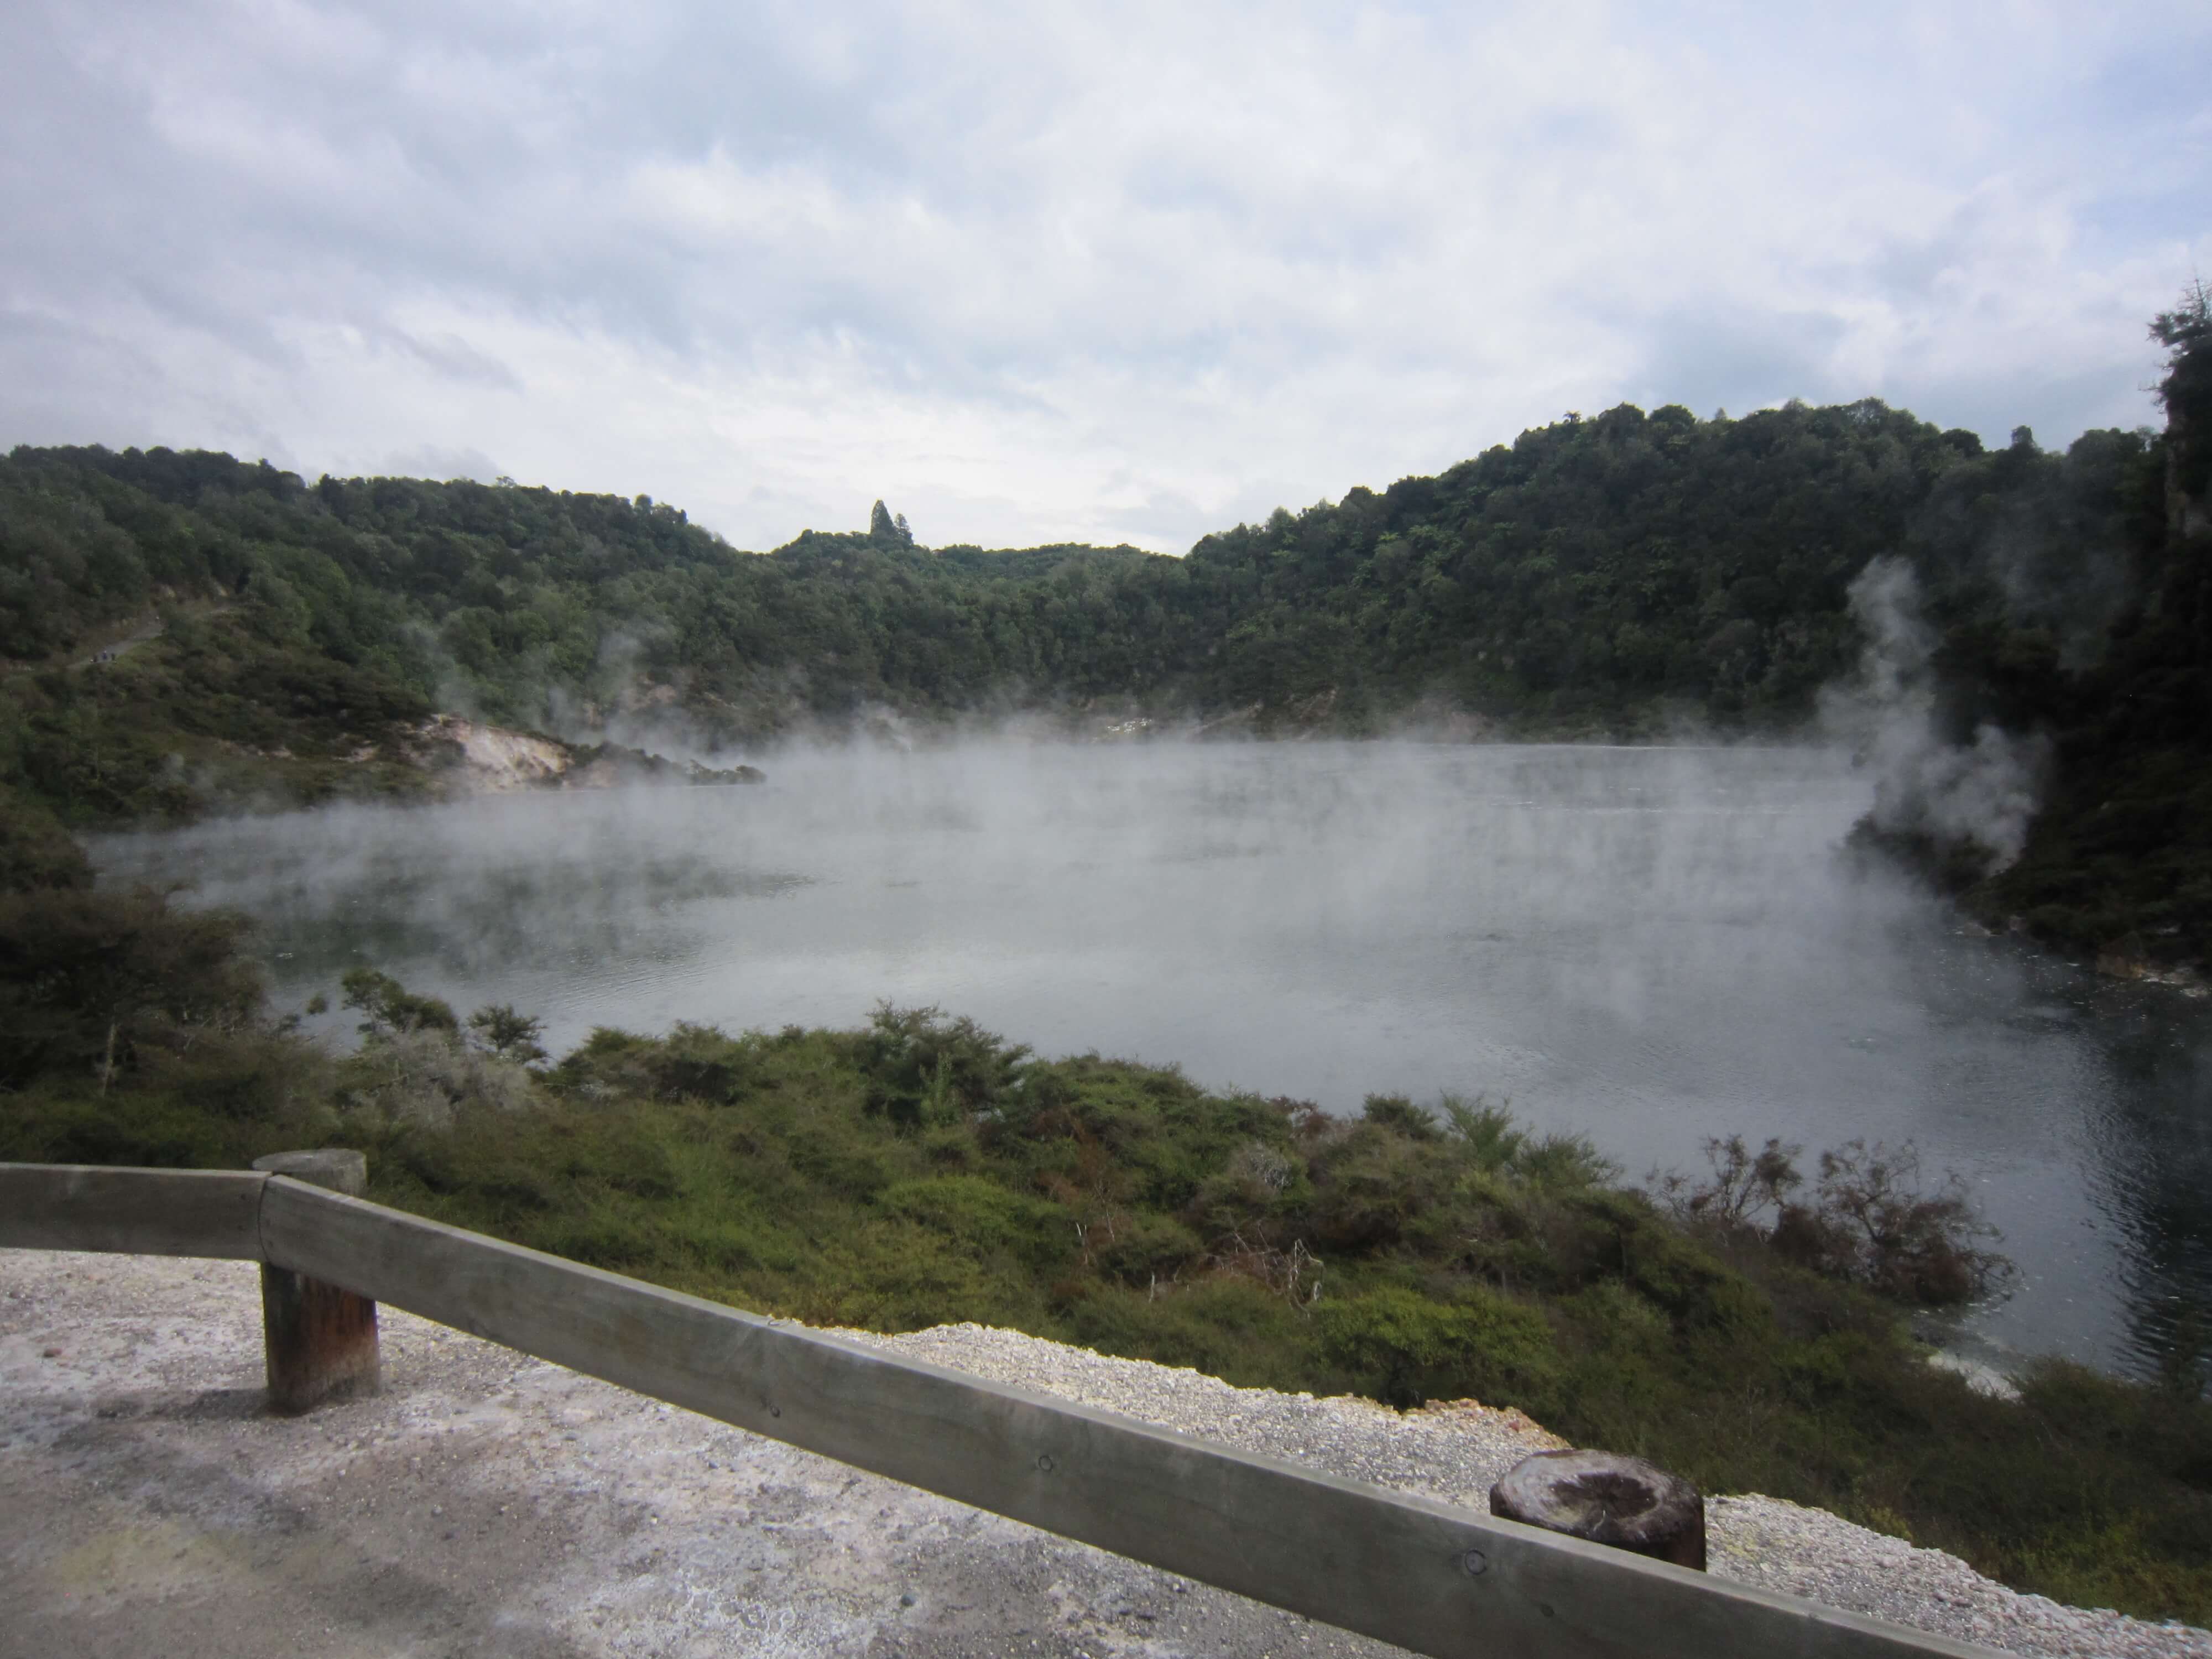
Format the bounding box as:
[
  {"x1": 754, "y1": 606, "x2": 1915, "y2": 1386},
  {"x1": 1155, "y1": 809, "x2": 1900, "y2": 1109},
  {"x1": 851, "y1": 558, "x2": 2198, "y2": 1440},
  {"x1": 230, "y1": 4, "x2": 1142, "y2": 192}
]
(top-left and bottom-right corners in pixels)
[
  {"x1": 859, "y1": 1325, "x2": 2210, "y2": 1658},
  {"x1": 4, "y1": 1250, "x2": 2207, "y2": 1658}
]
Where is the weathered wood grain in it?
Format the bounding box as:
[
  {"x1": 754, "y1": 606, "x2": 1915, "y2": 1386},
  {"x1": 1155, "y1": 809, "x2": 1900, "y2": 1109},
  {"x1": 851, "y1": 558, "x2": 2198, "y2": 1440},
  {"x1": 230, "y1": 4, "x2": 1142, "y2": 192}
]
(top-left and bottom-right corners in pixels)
[
  {"x1": 252, "y1": 1151, "x2": 379, "y2": 1411},
  {"x1": 0, "y1": 1164, "x2": 267, "y2": 1259},
  {"x1": 259, "y1": 1177, "x2": 1999, "y2": 1659}
]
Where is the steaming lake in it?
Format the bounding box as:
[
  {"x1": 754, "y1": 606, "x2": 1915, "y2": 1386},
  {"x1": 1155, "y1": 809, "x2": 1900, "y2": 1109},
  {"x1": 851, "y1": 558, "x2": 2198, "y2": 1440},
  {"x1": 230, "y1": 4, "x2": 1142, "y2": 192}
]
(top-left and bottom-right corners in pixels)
[{"x1": 91, "y1": 741, "x2": 2212, "y2": 1381}]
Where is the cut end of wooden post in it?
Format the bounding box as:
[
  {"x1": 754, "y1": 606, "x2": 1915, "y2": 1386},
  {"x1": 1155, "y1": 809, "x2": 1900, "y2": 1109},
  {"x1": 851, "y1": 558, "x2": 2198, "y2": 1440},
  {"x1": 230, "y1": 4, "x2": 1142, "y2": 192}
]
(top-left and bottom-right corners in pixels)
[
  {"x1": 252, "y1": 1149, "x2": 368, "y2": 1197},
  {"x1": 1490, "y1": 1448, "x2": 1707, "y2": 1571},
  {"x1": 254, "y1": 1149, "x2": 379, "y2": 1412}
]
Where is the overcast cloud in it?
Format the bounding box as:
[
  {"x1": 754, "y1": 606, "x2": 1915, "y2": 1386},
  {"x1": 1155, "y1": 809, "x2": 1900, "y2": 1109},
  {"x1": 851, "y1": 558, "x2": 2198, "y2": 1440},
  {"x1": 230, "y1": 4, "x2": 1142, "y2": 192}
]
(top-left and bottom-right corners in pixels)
[{"x1": 2, "y1": 1, "x2": 2206, "y2": 551}]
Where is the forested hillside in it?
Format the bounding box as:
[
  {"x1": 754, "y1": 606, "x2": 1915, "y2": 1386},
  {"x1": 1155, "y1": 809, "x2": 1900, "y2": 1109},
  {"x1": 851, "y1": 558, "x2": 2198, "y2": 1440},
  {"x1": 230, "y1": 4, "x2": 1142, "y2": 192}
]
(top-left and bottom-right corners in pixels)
[
  {"x1": 1180, "y1": 401, "x2": 2149, "y2": 729},
  {"x1": 1971, "y1": 289, "x2": 2212, "y2": 959},
  {"x1": 2, "y1": 397, "x2": 2148, "y2": 776},
  {"x1": 1, "y1": 309, "x2": 2200, "y2": 957}
]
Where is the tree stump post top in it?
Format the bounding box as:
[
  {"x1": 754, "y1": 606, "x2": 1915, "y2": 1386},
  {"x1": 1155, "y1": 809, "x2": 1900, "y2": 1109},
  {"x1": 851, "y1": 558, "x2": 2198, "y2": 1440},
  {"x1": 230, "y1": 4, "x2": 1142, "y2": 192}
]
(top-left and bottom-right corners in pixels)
[{"x1": 1490, "y1": 1448, "x2": 1707, "y2": 1571}]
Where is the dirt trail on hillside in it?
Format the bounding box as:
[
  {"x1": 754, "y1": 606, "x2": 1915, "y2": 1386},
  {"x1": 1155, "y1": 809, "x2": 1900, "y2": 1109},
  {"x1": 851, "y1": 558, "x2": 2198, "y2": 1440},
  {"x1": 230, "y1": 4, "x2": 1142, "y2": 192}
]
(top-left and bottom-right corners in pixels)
[{"x1": 70, "y1": 618, "x2": 164, "y2": 670}]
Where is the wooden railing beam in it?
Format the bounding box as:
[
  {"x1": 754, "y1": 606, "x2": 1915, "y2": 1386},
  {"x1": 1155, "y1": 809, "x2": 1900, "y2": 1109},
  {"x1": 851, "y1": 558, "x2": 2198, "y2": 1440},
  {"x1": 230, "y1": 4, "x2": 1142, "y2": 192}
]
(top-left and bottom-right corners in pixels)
[
  {"x1": 0, "y1": 1163, "x2": 267, "y2": 1259},
  {"x1": 0, "y1": 1161, "x2": 2003, "y2": 1659}
]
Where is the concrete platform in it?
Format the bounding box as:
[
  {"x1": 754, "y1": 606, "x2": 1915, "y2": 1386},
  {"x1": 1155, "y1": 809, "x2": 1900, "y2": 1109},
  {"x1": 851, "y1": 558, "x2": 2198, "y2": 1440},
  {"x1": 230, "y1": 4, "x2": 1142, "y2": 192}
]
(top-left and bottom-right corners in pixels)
[{"x1": 1, "y1": 1250, "x2": 1395, "y2": 1658}]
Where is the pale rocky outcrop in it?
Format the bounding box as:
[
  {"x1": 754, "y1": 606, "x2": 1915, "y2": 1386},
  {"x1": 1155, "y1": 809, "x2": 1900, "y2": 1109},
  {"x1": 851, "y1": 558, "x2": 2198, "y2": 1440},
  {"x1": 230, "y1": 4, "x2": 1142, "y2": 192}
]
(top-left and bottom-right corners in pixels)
[
  {"x1": 415, "y1": 715, "x2": 572, "y2": 793},
  {"x1": 412, "y1": 715, "x2": 764, "y2": 795}
]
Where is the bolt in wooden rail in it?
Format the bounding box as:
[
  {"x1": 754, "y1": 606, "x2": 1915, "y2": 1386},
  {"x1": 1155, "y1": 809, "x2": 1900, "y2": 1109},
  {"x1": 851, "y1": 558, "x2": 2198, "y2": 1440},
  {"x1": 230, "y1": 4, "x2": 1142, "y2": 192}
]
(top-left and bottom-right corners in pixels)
[{"x1": 0, "y1": 1160, "x2": 2002, "y2": 1659}]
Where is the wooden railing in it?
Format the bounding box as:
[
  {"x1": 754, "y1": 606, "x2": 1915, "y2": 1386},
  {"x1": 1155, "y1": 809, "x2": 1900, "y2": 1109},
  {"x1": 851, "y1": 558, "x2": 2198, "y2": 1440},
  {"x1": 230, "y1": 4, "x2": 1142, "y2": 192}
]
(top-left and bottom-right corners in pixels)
[{"x1": 0, "y1": 1160, "x2": 1999, "y2": 1659}]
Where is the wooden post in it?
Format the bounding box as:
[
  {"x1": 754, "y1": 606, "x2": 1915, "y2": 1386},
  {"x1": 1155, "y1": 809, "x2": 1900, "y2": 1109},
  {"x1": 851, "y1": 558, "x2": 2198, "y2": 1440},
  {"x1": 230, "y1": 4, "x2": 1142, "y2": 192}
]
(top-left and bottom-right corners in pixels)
[
  {"x1": 1491, "y1": 1449, "x2": 1706, "y2": 1572},
  {"x1": 252, "y1": 1150, "x2": 379, "y2": 1413}
]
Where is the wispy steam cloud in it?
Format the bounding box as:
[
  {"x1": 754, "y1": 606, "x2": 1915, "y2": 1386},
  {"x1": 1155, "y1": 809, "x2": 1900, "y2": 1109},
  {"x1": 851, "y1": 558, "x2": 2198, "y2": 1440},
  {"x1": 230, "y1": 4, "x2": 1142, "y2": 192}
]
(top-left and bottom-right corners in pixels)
[{"x1": 1828, "y1": 558, "x2": 2049, "y2": 868}]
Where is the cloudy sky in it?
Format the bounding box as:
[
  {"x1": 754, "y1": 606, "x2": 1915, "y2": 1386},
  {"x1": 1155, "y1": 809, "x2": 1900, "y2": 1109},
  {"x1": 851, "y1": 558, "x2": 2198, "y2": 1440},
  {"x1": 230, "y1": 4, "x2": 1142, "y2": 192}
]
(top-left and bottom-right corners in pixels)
[{"x1": 3, "y1": 1, "x2": 2206, "y2": 553}]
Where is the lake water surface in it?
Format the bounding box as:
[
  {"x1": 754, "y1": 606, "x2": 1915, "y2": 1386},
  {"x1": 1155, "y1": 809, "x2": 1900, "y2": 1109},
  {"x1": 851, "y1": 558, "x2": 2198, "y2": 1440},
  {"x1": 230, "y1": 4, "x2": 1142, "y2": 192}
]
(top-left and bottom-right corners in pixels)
[{"x1": 92, "y1": 741, "x2": 2212, "y2": 1381}]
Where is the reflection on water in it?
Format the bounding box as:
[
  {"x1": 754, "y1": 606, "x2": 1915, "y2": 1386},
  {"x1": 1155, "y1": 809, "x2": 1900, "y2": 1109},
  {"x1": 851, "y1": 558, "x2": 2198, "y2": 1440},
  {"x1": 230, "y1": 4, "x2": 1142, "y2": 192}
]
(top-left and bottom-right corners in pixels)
[{"x1": 92, "y1": 741, "x2": 2212, "y2": 1380}]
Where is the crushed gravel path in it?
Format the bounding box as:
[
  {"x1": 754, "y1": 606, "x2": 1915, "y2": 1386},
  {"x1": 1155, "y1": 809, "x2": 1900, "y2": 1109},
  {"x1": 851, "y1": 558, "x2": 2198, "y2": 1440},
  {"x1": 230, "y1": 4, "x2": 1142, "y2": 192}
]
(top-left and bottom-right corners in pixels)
[
  {"x1": 5, "y1": 1251, "x2": 2207, "y2": 1657},
  {"x1": 862, "y1": 1324, "x2": 2211, "y2": 1658}
]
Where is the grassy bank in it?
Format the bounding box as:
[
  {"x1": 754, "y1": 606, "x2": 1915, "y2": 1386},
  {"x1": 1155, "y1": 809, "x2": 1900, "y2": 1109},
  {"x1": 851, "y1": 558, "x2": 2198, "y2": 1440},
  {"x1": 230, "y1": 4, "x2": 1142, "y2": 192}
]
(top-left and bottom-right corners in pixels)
[{"x1": 3, "y1": 854, "x2": 2208, "y2": 1626}]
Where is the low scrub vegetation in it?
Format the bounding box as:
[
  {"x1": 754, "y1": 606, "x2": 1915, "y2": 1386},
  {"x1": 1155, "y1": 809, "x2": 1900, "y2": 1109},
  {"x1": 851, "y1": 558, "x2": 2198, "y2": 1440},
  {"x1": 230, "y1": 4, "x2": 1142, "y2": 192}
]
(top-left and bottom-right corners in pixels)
[{"x1": 1655, "y1": 1133, "x2": 2010, "y2": 1306}]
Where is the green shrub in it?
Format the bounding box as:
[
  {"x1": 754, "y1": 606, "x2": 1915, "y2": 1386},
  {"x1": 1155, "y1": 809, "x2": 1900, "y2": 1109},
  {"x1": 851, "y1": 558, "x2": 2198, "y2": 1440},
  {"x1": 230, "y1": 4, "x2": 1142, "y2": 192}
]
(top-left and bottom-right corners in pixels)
[
  {"x1": 1308, "y1": 1123, "x2": 1453, "y2": 1249},
  {"x1": 468, "y1": 1003, "x2": 547, "y2": 1065},
  {"x1": 0, "y1": 790, "x2": 93, "y2": 893},
  {"x1": 786, "y1": 1121, "x2": 900, "y2": 1202},
  {"x1": 1317, "y1": 1284, "x2": 1561, "y2": 1407},
  {"x1": 858, "y1": 1004, "x2": 1028, "y2": 1126},
  {"x1": 1513, "y1": 1130, "x2": 1618, "y2": 1192},
  {"x1": 0, "y1": 1087, "x2": 242, "y2": 1168},
  {"x1": 336, "y1": 1028, "x2": 536, "y2": 1129},
  {"x1": 1658, "y1": 1133, "x2": 2008, "y2": 1306},
  {"x1": 1088, "y1": 1212, "x2": 1206, "y2": 1287},
  {"x1": 1440, "y1": 1094, "x2": 1525, "y2": 1169},
  {"x1": 340, "y1": 966, "x2": 457, "y2": 1037},
  {"x1": 650, "y1": 1021, "x2": 755, "y2": 1101},
  {"x1": 554, "y1": 1026, "x2": 662, "y2": 1099},
  {"x1": 1359, "y1": 1094, "x2": 1441, "y2": 1140},
  {"x1": 0, "y1": 881, "x2": 262, "y2": 1087},
  {"x1": 1063, "y1": 1277, "x2": 1318, "y2": 1390},
  {"x1": 138, "y1": 1028, "x2": 330, "y2": 1123},
  {"x1": 877, "y1": 1175, "x2": 1072, "y2": 1270}
]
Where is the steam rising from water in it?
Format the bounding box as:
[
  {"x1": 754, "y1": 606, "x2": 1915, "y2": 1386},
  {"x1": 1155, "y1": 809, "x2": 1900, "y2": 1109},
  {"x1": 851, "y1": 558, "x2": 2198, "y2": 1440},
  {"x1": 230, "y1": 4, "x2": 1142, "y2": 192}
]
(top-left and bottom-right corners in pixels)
[
  {"x1": 1825, "y1": 559, "x2": 2049, "y2": 868},
  {"x1": 88, "y1": 739, "x2": 2212, "y2": 1378}
]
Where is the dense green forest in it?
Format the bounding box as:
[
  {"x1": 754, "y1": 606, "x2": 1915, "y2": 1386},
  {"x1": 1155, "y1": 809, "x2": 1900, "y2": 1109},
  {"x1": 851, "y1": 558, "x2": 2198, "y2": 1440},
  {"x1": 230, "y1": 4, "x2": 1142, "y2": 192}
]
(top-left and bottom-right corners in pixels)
[
  {"x1": 3, "y1": 397, "x2": 2148, "y2": 743},
  {"x1": 1969, "y1": 291, "x2": 2212, "y2": 961},
  {"x1": 0, "y1": 388, "x2": 2152, "y2": 758}
]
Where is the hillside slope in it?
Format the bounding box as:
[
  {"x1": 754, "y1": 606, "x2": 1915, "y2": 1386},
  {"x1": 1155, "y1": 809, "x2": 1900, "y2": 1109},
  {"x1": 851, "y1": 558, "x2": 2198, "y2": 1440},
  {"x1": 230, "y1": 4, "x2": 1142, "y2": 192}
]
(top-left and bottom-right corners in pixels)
[
  {"x1": 1965, "y1": 293, "x2": 2212, "y2": 962},
  {"x1": 0, "y1": 396, "x2": 2145, "y2": 808}
]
